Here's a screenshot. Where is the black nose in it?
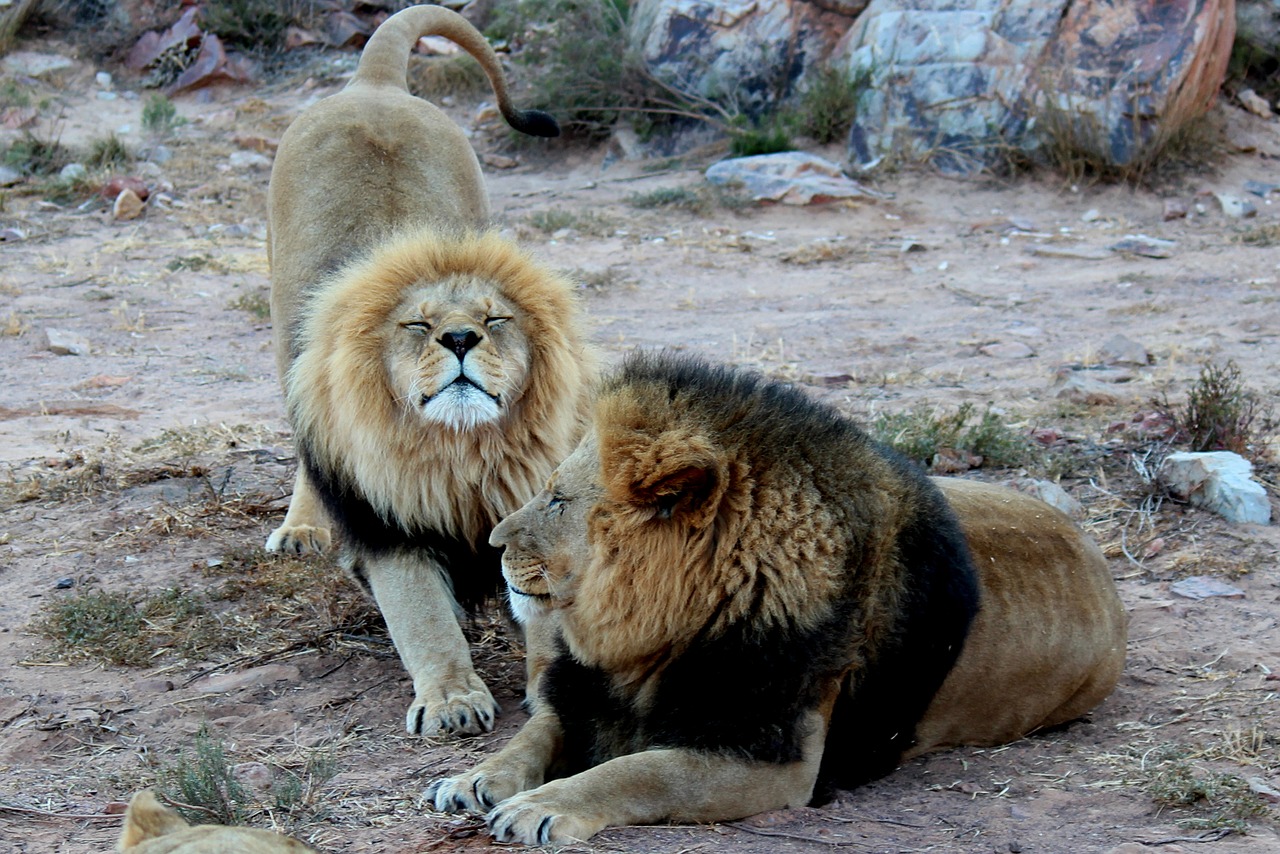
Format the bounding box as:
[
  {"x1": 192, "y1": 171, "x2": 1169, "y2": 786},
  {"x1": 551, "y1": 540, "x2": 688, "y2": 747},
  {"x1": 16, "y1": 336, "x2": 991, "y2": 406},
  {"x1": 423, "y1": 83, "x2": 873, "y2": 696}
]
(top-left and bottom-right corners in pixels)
[{"x1": 439, "y1": 330, "x2": 481, "y2": 359}]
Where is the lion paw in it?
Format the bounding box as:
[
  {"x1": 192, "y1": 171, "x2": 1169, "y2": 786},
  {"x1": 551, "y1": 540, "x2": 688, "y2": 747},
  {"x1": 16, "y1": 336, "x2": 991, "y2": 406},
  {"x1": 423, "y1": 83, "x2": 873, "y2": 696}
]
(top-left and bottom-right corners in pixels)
[
  {"x1": 406, "y1": 684, "x2": 498, "y2": 737},
  {"x1": 265, "y1": 524, "x2": 331, "y2": 555},
  {"x1": 486, "y1": 789, "x2": 603, "y2": 845},
  {"x1": 425, "y1": 760, "x2": 536, "y2": 813}
]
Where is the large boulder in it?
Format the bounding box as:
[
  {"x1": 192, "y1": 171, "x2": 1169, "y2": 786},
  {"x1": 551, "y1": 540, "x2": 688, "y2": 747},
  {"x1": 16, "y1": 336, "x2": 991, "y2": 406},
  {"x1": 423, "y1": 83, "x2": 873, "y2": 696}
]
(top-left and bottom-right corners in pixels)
[
  {"x1": 630, "y1": 0, "x2": 865, "y2": 120},
  {"x1": 837, "y1": 0, "x2": 1235, "y2": 172}
]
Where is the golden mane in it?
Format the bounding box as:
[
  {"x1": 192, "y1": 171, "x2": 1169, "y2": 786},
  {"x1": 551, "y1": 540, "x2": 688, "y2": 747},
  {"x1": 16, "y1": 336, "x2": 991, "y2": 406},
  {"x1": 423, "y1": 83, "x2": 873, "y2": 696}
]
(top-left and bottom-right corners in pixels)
[{"x1": 288, "y1": 228, "x2": 592, "y2": 545}]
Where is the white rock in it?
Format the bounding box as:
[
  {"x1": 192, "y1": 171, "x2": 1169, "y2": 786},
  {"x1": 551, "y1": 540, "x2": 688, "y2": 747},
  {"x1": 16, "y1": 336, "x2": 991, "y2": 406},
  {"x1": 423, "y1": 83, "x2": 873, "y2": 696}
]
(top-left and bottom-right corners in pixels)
[
  {"x1": 1160, "y1": 451, "x2": 1271, "y2": 524},
  {"x1": 705, "y1": 152, "x2": 884, "y2": 205},
  {"x1": 59, "y1": 163, "x2": 88, "y2": 182},
  {"x1": 46, "y1": 328, "x2": 91, "y2": 356},
  {"x1": 113, "y1": 189, "x2": 145, "y2": 221},
  {"x1": 227, "y1": 151, "x2": 273, "y2": 171},
  {"x1": 1005, "y1": 477, "x2": 1084, "y2": 517}
]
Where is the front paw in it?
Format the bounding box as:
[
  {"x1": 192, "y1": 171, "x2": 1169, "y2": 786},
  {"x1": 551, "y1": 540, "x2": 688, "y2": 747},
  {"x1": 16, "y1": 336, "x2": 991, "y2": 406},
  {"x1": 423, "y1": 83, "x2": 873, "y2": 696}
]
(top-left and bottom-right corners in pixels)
[
  {"x1": 426, "y1": 758, "x2": 538, "y2": 813},
  {"x1": 487, "y1": 788, "x2": 605, "y2": 845},
  {"x1": 265, "y1": 523, "x2": 331, "y2": 555},
  {"x1": 406, "y1": 680, "x2": 498, "y2": 736}
]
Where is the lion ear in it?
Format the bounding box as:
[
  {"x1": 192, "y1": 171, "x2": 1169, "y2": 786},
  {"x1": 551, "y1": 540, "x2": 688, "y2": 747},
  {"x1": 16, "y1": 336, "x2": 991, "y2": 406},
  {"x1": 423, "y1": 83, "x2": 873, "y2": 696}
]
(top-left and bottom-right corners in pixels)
[{"x1": 609, "y1": 431, "x2": 727, "y2": 527}]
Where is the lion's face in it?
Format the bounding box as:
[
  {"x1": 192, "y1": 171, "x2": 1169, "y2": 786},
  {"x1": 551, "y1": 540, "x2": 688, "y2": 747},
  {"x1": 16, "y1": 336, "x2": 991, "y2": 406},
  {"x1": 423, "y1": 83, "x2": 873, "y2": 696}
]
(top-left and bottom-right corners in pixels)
[
  {"x1": 490, "y1": 432, "x2": 600, "y2": 625},
  {"x1": 386, "y1": 274, "x2": 532, "y2": 432}
]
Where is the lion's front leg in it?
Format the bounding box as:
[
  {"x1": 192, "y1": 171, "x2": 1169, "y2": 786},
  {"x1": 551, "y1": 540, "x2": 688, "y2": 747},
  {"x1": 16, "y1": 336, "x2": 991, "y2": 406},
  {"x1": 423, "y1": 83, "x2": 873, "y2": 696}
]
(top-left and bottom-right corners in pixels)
[
  {"x1": 265, "y1": 466, "x2": 332, "y2": 555},
  {"x1": 360, "y1": 552, "x2": 498, "y2": 736},
  {"x1": 485, "y1": 736, "x2": 825, "y2": 845},
  {"x1": 427, "y1": 707, "x2": 562, "y2": 812}
]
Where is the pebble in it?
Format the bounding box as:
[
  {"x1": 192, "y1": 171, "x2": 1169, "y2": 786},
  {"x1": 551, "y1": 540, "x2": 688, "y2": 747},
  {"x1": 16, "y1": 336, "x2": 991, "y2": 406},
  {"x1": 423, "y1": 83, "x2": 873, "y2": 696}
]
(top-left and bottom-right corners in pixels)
[
  {"x1": 1170, "y1": 576, "x2": 1245, "y2": 600},
  {"x1": 1244, "y1": 180, "x2": 1279, "y2": 198},
  {"x1": 60, "y1": 163, "x2": 88, "y2": 182},
  {"x1": 1098, "y1": 333, "x2": 1149, "y2": 366},
  {"x1": 55, "y1": 577, "x2": 75, "y2": 589},
  {"x1": 1027, "y1": 244, "x2": 1110, "y2": 260},
  {"x1": 1054, "y1": 373, "x2": 1123, "y2": 406},
  {"x1": 46, "y1": 328, "x2": 91, "y2": 356},
  {"x1": 1161, "y1": 198, "x2": 1188, "y2": 220},
  {"x1": 112, "y1": 188, "x2": 145, "y2": 221},
  {"x1": 979, "y1": 341, "x2": 1035, "y2": 359},
  {"x1": 190, "y1": 664, "x2": 301, "y2": 694},
  {"x1": 1214, "y1": 193, "x2": 1257, "y2": 218},
  {"x1": 1109, "y1": 235, "x2": 1176, "y2": 258},
  {"x1": 227, "y1": 151, "x2": 273, "y2": 171}
]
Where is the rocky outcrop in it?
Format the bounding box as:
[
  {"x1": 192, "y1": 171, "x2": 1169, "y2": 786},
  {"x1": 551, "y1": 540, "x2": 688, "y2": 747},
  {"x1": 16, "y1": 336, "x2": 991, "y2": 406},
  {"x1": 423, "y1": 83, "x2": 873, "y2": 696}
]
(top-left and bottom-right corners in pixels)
[
  {"x1": 838, "y1": 0, "x2": 1235, "y2": 172},
  {"x1": 630, "y1": 0, "x2": 864, "y2": 119}
]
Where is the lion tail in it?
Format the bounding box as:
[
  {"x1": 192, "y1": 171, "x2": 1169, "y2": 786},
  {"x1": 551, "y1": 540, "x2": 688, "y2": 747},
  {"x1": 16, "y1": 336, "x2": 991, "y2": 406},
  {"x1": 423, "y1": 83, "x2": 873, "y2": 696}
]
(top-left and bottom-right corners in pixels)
[{"x1": 351, "y1": 4, "x2": 560, "y2": 138}]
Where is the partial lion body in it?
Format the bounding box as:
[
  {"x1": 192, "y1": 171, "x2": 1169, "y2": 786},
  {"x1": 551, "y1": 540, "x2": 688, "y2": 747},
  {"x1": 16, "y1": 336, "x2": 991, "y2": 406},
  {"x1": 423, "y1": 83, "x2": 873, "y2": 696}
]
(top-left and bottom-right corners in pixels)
[
  {"x1": 429, "y1": 353, "x2": 1126, "y2": 843},
  {"x1": 116, "y1": 791, "x2": 314, "y2": 853},
  {"x1": 265, "y1": 5, "x2": 584, "y2": 737}
]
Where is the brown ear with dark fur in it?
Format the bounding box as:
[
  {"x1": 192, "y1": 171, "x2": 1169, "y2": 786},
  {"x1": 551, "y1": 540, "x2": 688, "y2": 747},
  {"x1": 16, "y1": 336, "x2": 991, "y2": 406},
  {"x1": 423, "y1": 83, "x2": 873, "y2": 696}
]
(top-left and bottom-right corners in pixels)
[{"x1": 603, "y1": 428, "x2": 728, "y2": 528}]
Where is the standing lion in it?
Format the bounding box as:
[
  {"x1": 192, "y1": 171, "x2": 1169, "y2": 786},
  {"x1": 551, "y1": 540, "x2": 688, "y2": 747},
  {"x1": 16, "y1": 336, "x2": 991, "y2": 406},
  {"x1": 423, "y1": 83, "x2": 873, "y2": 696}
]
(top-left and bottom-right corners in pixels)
[{"x1": 265, "y1": 4, "x2": 592, "y2": 737}]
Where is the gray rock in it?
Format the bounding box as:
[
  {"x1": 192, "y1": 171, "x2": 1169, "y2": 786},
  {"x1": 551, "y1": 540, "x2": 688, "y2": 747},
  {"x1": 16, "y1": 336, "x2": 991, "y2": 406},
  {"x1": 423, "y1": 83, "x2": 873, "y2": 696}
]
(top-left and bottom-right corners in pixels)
[
  {"x1": 840, "y1": 0, "x2": 1234, "y2": 173},
  {"x1": 1170, "y1": 576, "x2": 1246, "y2": 600},
  {"x1": 705, "y1": 152, "x2": 882, "y2": 205},
  {"x1": 1027, "y1": 243, "x2": 1111, "y2": 260},
  {"x1": 633, "y1": 0, "x2": 860, "y2": 120},
  {"x1": 0, "y1": 166, "x2": 22, "y2": 187},
  {"x1": 1160, "y1": 451, "x2": 1271, "y2": 525},
  {"x1": 1215, "y1": 193, "x2": 1258, "y2": 218},
  {"x1": 227, "y1": 151, "x2": 273, "y2": 171},
  {"x1": 59, "y1": 163, "x2": 88, "y2": 182},
  {"x1": 1005, "y1": 477, "x2": 1083, "y2": 518},
  {"x1": 46, "y1": 328, "x2": 91, "y2": 356},
  {"x1": 1, "y1": 51, "x2": 75, "y2": 79},
  {"x1": 1098, "y1": 333, "x2": 1149, "y2": 367},
  {"x1": 1054, "y1": 373, "x2": 1124, "y2": 405},
  {"x1": 979, "y1": 341, "x2": 1036, "y2": 359},
  {"x1": 190, "y1": 664, "x2": 302, "y2": 694},
  {"x1": 1109, "y1": 235, "x2": 1176, "y2": 259}
]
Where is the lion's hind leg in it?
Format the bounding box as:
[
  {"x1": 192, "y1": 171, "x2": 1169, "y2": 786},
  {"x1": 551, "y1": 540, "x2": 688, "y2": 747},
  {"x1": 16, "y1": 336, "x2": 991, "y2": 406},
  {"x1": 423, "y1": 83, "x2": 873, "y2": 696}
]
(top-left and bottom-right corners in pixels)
[{"x1": 266, "y1": 466, "x2": 333, "y2": 555}]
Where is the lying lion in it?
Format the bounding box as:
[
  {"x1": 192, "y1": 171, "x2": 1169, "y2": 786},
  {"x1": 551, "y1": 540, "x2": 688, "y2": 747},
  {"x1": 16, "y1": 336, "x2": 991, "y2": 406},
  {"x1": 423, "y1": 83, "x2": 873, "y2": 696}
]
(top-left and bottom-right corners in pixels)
[
  {"x1": 116, "y1": 790, "x2": 313, "y2": 853},
  {"x1": 428, "y1": 352, "x2": 1127, "y2": 843},
  {"x1": 266, "y1": 4, "x2": 592, "y2": 737}
]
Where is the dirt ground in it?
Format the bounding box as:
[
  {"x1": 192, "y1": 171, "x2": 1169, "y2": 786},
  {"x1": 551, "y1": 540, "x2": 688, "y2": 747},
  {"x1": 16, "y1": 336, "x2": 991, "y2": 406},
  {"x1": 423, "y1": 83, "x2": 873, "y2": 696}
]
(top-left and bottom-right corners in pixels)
[{"x1": 2, "y1": 40, "x2": 1279, "y2": 854}]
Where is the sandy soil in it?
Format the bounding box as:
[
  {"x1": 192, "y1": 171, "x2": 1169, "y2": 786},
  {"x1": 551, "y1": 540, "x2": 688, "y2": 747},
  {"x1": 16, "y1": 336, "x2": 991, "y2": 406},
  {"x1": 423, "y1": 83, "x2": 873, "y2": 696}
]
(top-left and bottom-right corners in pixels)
[{"x1": 1, "y1": 43, "x2": 1279, "y2": 854}]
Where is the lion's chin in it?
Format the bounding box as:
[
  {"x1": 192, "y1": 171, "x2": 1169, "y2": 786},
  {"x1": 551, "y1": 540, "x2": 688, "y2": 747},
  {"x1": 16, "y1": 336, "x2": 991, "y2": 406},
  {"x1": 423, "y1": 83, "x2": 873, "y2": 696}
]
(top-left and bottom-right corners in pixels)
[
  {"x1": 506, "y1": 584, "x2": 551, "y2": 625},
  {"x1": 419, "y1": 382, "x2": 502, "y2": 431}
]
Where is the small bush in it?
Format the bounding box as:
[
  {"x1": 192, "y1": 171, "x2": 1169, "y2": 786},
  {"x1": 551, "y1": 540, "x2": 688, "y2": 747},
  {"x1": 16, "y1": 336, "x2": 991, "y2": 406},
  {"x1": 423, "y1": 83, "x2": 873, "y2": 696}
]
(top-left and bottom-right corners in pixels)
[
  {"x1": 729, "y1": 118, "x2": 794, "y2": 157},
  {"x1": 1147, "y1": 761, "x2": 1270, "y2": 832},
  {"x1": 1167, "y1": 360, "x2": 1267, "y2": 456},
  {"x1": 228, "y1": 290, "x2": 270, "y2": 319},
  {"x1": 36, "y1": 587, "x2": 227, "y2": 667},
  {"x1": 871, "y1": 403, "x2": 1029, "y2": 471},
  {"x1": 201, "y1": 0, "x2": 291, "y2": 53},
  {"x1": 142, "y1": 94, "x2": 185, "y2": 137},
  {"x1": 525, "y1": 208, "x2": 615, "y2": 236},
  {"x1": 627, "y1": 186, "x2": 704, "y2": 211},
  {"x1": 3, "y1": 130, "x2": 73, "y2": 177},
  {"x1": 794, "y1": 64, "x2": 868, "y2": 145},
  {"x1": 160, "y1": 724, "x2": 251, "y2": 826},
  {"x1": 86, "y1": 133, "x2": 131, "y2": 170}
]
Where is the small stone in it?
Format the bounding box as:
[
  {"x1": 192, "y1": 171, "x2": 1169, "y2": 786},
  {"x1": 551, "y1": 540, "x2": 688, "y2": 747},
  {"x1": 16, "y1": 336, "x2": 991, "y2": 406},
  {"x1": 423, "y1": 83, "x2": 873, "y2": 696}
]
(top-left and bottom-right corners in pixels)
[
  {"x1": 95, "y1": 71, "x2": 113, "y2": 89},
  {"x1": 1215, "y1": 193, "x2": 1258, "y2": 218},
  {"x1": 55, "y1": 577, "x2": 75, "y2": 589},
  {"x1": 133, "y1": 677, "x2": 175, "y2": 694},
  {"x1": 979, "y1": 341, "x2": 1035, "y2": 359},
  {"x1": 0, "y1": 165, "x2": 22, "y2": 186},
  {"x1": 900, "y1": 239, "x2": 927, "y2": 253},
  {"x1": 227, "y1": 151, "x2": 272, "y2": 171},
  {"x1": 1006, "y1": 477, "x2": 1083, "y2": 517},
  {"x1": 1161, "y1": 198, "x2": 1188, "y2": 220},
  {"x1": 0, "y1": 227, "x2": 26, "y2": 242},
  {"x1": 46, "y1": 328, "x2": 91, "y2": 356},
  {"x1": 1054, "y1": 373, "x2": 1123, "y2": 406},
  {"x1": 1110, "y1": 235, "x2": 1176, "y2": 258},
  {"x1": 1248, "y1": 777, "x2": 1280, "y2": 804},
  {"x1": 102, "y1": 176, "x2": 150, "y2": 201},
  {"x1": 103, "y1": 801, "x2": 130, "y2": 815},
  {"x1": 1080, "y1": 208, "x2": 1101, "y2": 222},
  {"x1": 60, "y1": 163, "x2": 88, "y2": 182},
  {"x1": 1098, "y1": 333, "x2": 1149, "y2": 366},
  {"x1": 1237, "y1": 88, "x2": 1273, "y2": 118},
  {"x1": 1160, "y1": 451, "x2": 1271, "y2": 524},
  {"x1": 141, "y1": 144, "x2": 173, "y2": 165},
  {"x1": 1244, "y1": 180, "x2": 1279, "y2": 198},
  {"x1": 1027, "y1": 244, "x2": 1111, "y2": 260},
  {"x1": 232, "y1": 761, "x2": 275, "y2": 791},
  {"x1": 1170, "y1": 576, "x2": 1246, "y2": 600},
  {"x1": 483, "y1": 153, "x2": 518, "y2": 169},
  {"x1": 113, "y1": 189, "x2": 145, "y2": 221},
  {"x1": 191, "y1": 664, "x2": 301, "y2": 694}
]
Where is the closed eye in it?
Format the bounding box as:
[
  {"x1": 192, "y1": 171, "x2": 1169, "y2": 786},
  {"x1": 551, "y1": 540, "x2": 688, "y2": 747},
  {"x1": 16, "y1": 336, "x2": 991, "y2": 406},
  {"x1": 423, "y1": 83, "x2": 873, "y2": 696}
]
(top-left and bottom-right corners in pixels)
[
  {"x1": 402, "y1": 320, "x2": 432, "y2": 334},
  {"x1": 485, "y1": 316, "x2": 512, "y2": 329},
  {"x1": 547, "y1": 493, "x2": 569, "y2": 514}
]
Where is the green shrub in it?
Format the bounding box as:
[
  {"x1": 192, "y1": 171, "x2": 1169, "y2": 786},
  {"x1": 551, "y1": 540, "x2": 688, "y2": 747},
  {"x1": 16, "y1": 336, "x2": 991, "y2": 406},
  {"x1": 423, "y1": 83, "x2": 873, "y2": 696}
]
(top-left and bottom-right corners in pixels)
[
  {"x1": 871, "y1": 403, "x2": 1029, "y2": 471},
  {"x1": 1168, "y1": 360, "x2": 1266, "y2": 456},
  {"x1": 794, "y1": 64, "x2": 867, "y2": 144},
  {"x1": 160, "y1": 724, "x2": 251, "y2": 826},
  {"x1": 142, "y1": 94, "x2": 186, "y2": 137}
]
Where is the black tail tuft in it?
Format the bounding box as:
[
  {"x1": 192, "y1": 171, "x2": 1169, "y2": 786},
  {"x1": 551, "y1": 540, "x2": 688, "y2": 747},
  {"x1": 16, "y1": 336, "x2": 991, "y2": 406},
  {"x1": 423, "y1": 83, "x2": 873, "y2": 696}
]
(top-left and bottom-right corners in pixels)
[{"x1": 508, "y1": 109, "x2": 561, "y2": 138}]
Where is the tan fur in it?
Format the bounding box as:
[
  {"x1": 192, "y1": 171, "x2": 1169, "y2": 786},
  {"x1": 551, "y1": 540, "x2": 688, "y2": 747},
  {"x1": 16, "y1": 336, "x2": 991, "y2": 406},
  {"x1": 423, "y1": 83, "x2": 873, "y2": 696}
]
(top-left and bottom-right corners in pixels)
[
  {"x1": 429, "y1": 357, "x2": 1126, "y2": 843},
  {"x1": 116, "y1": 791, "x2": 314, "y2": 853},
  {"x1": 265, "y1": 5, "x2": 585, "y2": 736}
]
